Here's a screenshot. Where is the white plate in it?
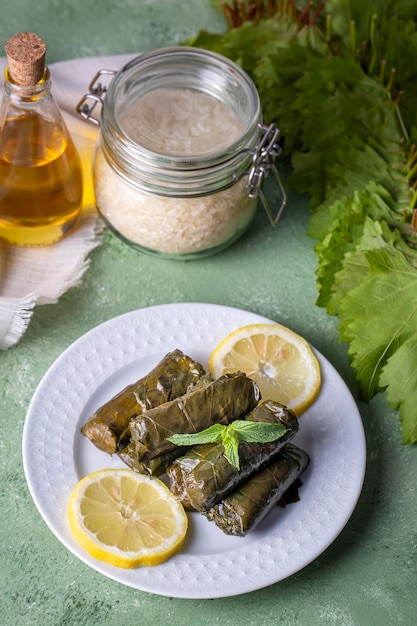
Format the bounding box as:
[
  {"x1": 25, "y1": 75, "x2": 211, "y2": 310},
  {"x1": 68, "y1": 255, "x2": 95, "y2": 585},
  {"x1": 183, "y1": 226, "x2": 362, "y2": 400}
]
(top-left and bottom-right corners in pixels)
[{"x1": 23, "y1": 303, "x2": 366, "y2": 599}]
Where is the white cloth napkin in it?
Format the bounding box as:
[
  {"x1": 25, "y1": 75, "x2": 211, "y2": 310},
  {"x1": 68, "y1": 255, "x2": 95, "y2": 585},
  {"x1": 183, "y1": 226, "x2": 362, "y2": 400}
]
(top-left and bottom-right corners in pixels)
[{"x1": 0, "y1": 54, "x2": 134, "y2": 349}]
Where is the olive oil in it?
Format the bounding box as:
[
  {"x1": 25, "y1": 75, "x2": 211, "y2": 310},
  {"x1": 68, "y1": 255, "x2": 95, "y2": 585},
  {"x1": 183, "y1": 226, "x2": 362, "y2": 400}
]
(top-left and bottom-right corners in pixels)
[
  {"x1": 0, "y1": 32, "x2": 83, "y2": 246},
  {"x1": 0, "y1": 113, "x2": 83, "y2": 245}
]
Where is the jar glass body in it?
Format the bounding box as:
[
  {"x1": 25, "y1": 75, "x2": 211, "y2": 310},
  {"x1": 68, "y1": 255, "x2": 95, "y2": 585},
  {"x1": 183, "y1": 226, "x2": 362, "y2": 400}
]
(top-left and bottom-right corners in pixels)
[
  {"x1": 0, "y1": 69, "x2": 83, "y2": 246},
  {"x1": 92, "y1": 47, "x2": 264, "y2": 259}
]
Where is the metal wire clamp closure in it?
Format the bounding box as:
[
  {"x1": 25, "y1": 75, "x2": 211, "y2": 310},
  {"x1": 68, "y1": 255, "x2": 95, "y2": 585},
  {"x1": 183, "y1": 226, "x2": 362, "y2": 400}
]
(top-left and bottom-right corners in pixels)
[
  {"x1": 244, "y1": 123, "x2": 287, "y2": 227},
  {"x1": 76, "y1": 69, "x2": 117, "y2": 126}
]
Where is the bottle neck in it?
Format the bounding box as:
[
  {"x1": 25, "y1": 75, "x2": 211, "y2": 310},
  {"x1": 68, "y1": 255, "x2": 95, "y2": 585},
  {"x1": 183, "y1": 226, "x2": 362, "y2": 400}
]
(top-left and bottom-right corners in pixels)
[{"x1": 3, "y1": 67, "x2": 51, "y2": 102}]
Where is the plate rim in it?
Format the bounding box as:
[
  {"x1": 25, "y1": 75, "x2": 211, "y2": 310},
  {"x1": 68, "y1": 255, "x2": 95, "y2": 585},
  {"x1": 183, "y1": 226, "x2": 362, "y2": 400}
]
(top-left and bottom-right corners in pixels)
[{"x1": 22, "y1": 302, "x2": 366, "y2": 598}]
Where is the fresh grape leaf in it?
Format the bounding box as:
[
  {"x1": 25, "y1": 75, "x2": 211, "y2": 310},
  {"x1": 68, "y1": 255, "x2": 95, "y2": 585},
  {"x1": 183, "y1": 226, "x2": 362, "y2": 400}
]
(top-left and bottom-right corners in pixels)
[
  {"x1": 380, "y1": 336, "x2": 417, "y2": 444},
  {"x1": 315, "y1": 188, "x2": 402, "y2": 309},
  {"x1": 288, "y1": 56, "x2": 402, "y2": 212},
  {"x1": 337, "y1": 221, "x2": 417, "y2": 405},
  {"x1": 327, "y1": 213, "x2": 395, "y2": 315},
  {"x1": 315, "y1": 211, "x2": 366, "y2": 309},
  {"x1": 325, "y1": 0, "x2": 417, "y2": 130}
]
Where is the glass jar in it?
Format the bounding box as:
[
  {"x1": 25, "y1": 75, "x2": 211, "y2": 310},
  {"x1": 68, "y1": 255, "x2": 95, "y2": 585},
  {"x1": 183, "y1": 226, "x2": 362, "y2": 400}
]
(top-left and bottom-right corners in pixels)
[{"x1": 77, "y1": 47, "x2": 286, "y2": 259}]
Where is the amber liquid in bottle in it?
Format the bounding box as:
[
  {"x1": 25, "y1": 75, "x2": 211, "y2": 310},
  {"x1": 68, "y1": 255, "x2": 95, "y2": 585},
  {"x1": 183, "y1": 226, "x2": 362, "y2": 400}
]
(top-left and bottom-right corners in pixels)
[{"x1": 0, "y1": 112, "x2": 83, "y2": 246}]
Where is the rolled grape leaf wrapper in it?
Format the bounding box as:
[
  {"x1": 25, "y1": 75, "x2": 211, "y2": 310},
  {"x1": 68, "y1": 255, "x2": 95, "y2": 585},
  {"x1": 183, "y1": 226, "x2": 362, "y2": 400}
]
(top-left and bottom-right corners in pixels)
[
  {"x1": 129, "y1": 372, "x2": 260, "y2": 463},
  {"x1": 118, "y1": 441, "x2": 188, "y2": 476},
  {"x1": 204, "y1": 443, "x2": 310, "y2": 536},
  {"x1": 166, "y1": 400, "x2": 299, "y2": 511},
  {"x1": 80, "y1": 349, "x2": 206, "y2": 454}
]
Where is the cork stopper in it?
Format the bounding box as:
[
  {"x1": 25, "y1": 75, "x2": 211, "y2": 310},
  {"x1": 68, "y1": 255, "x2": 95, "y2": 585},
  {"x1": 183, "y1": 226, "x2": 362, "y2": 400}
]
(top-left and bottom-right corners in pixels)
[{"x1": 5, "y1": 32, "x2": 46, "y2": 85}]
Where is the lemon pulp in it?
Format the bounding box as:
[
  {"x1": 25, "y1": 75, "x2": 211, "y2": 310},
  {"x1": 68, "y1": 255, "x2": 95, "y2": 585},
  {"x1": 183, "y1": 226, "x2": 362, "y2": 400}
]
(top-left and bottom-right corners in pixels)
[
  {"x1": 209, "y1": 323, "x2": 321, "y2": 415},
  {"x1": 68, "y1": 468, "x2": 188, "y2": 568}
]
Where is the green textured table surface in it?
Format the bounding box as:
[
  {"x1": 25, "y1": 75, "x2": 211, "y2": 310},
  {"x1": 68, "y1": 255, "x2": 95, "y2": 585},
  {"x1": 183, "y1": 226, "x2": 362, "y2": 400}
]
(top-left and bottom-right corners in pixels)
[{"x1": 0, "y1": 1, "x2": 416, "y2": 625}]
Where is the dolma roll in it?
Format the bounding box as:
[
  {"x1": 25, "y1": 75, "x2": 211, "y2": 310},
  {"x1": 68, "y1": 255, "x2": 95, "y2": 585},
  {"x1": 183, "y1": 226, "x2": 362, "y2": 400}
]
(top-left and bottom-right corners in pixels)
[
  {"x1": 204, "y1": 443, "x2": 309, "y2": 536},
  {"x1": 129, "y1": 372, "x2": 260, "y2": 464},
  {"x1": 118, "y1": 441, "x2": 187, "y2": 476},
  {"x1": 166, "y1": 400, "x2": 298, "y2": 511},
  {"x1": 81, "y1": 349, "x2": 206, "y2": 454}
]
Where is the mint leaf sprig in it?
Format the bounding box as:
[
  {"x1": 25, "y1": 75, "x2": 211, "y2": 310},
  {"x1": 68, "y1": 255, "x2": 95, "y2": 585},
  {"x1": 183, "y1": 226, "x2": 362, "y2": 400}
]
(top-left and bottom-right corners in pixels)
[{"x1": 168, "y1": 421, "x2": 288, "y2": 470}]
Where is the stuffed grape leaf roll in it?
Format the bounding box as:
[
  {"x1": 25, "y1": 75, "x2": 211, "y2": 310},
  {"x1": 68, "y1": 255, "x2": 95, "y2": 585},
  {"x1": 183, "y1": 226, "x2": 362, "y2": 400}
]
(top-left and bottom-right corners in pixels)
[
  {"x1": 118, "y1": 440, "x2": 188, "y2": 476},
  {"x1": 204, "y1": 443, "x2": 310, "y2": 536},
  {"x1": 129, "y1": 372, "x2": 260, "y2": 464},
  {"x1": 80, "y1": 349, "x2": 206, "y2": 454},
  {"x1": 166, "y1": 400, "x2": 299, "y2": 511}
]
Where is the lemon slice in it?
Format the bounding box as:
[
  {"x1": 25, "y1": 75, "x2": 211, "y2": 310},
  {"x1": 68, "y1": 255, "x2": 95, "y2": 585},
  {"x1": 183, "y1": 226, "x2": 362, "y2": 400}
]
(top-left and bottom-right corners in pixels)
[
  {"x1": 209, "y1": 323, "x2": 321, "y2": 415},
  {"x1": 68, "y1": 468, "x2": 188, "y2": 568}
]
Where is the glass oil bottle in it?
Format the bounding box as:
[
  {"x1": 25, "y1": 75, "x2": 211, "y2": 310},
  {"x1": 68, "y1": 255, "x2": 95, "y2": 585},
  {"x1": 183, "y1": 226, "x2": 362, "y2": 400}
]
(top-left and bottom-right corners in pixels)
[{"x1": 0, "y1": 32, "x2": 83, "y2": 246}]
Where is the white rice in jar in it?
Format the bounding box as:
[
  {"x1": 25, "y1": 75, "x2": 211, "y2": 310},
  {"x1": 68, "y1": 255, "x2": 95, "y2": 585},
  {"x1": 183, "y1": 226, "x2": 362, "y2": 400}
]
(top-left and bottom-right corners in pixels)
[{"x1": 93, "y1": 87, "x2": 257, "y2": 256}]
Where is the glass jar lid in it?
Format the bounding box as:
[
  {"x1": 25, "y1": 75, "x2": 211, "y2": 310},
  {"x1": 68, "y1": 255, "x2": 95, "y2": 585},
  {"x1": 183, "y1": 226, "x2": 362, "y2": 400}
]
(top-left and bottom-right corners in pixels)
[{"x1": 103, "y1": 47, "x2": 262, "y2": 167}]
